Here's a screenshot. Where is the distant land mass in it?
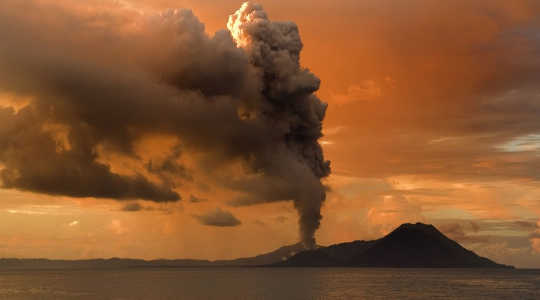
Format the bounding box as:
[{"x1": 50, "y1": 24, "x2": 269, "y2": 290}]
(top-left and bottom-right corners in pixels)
[
  {"x1": 276, "y1": 223, "x2": 512, "y2": 268},
  {"x1": 0, "y1": 223, "x2": 512, "y2": 269}
]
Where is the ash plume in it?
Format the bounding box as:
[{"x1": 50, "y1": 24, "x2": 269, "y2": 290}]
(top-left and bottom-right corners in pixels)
[
  {"x1": 0, "y1": 1, "x2": 329, "y2": 247},
  {"x1": 227, "y1": 3, "x2": 330, "y2": 247}
]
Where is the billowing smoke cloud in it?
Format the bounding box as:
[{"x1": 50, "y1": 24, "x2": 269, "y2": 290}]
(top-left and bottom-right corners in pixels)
[
  {"x1": 0, "y1": 1, "x2": 329, "y2": 247},
  {"x1": 226, "y1": 3, "x2": 330, "y2": 247}
]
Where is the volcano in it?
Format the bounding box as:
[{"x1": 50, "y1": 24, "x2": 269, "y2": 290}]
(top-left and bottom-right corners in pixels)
[{"x1": 276, "y1": 223, "x2": 512, "y2": 268}]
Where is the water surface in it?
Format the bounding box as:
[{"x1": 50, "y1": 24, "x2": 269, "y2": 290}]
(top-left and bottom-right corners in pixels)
[{"x1": 0, "y1": 267, "x2": 538, "y2": 299}]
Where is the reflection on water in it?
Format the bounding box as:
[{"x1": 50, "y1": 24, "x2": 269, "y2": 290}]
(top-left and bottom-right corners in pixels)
[{"x1": 0, "y1": 268, "x2": 539, "y2": 300}]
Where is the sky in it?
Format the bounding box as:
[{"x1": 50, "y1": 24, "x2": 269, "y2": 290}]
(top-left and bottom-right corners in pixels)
[{"x1": 0, "y1": 0, "x2": 539, "y2": 268}]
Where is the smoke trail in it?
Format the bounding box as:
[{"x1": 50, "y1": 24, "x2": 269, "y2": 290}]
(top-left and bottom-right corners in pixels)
[{"x1": 227, "y1": 3, "x2": 330, "y2": 247}]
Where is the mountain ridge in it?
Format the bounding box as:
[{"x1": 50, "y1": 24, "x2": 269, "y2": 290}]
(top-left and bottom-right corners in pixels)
[{"x1": 0, "y1": 223, "x2": 513, "y2": 269}]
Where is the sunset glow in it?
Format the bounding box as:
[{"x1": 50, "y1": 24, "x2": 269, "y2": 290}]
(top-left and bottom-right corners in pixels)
[{"x1": 0, "y1": 0, "x2": 539, "y2": 269}]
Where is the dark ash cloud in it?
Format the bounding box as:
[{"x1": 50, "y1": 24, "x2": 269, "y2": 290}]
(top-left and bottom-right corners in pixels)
[
  {"x1": 194, "y1": 208, "x2": 242, "y2": 227},
  {"x1": 0, "y1": 1, "x2": 329, "y2": 246}
]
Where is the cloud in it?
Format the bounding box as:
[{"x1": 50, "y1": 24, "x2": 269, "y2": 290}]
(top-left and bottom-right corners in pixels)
[
  {"x1": 189, "y1": 195, "x2": 207, "y2": 203},
  {"x1": 194, "y1": 207, "x2": 241, "y2": 227},
  {"x1": 430, "y1": 219, "x2": 540, "y2": 264},
  {"x1": 0, "y1": 0, "x2": 330, "y2": 246},
  {"x1": 227, "y1": 2, "x2": 330, "y2": 247},
  {"x1": 120, "y1": 201, "x2": 172, "y2": 214},
  {"x1": 121, "y1": 202, "x2": 144, "y2": 212}
]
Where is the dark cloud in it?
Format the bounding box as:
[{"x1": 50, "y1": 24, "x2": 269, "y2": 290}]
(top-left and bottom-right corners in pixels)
[
  {"x1": 146, "y1": 144, "x2": 192, "y2": 188},
  {"x1": 121, "y1": 202, "x2": 171, "y2": 213},
  {"x1": 0, "y1": 1, "x2": 329, "y2": 246},
  {"x1": 0, "y1": 106, "x2": 179, "y2": 201},
  {"x1": 194, "y1": 207, "x2": 242, "y2": 227},
  {"x1": 121, "y1": 202, "x2": 144, "y2": 212},
  {"x1": 190, "y1": 195, "x2": 207, "y2": 203}
]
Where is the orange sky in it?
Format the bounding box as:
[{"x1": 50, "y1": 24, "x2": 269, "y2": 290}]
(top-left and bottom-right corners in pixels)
[{"x1": 0, "y1": 0, "x2": 539, "y2": 267}]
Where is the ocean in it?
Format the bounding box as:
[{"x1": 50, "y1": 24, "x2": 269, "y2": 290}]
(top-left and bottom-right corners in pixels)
[{"x1": 0, "y1": 267, "x2": 538, "y2": 299}]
